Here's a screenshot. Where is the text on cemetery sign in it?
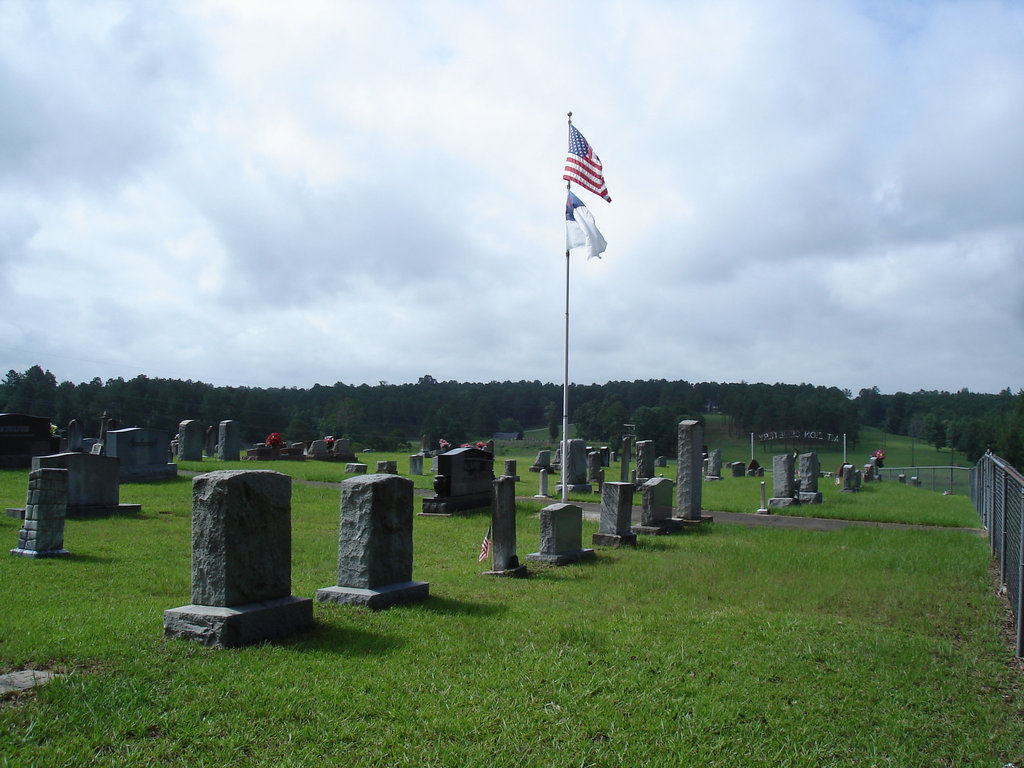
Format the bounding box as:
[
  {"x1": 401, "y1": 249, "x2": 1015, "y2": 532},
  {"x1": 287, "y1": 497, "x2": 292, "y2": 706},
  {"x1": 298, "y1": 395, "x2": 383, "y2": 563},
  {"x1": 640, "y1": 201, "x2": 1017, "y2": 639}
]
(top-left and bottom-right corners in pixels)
[{"x1": 757, "y1": 430, "x2": 842, "y2": 443}]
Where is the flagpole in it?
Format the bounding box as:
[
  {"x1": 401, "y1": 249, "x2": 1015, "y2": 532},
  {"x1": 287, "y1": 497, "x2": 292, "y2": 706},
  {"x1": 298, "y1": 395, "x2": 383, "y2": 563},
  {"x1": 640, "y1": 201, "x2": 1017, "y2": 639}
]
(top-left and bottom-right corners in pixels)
[{"x1": 562, "y1": 111, "x2": 572, "y2": 502}]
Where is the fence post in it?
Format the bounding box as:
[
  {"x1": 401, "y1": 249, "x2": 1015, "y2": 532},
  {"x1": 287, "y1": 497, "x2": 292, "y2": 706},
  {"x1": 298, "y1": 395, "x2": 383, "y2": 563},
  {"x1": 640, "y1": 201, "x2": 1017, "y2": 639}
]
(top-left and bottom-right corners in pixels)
[{"x1": 1001, "y1": 468, "x2": 1009, "y2": 584}]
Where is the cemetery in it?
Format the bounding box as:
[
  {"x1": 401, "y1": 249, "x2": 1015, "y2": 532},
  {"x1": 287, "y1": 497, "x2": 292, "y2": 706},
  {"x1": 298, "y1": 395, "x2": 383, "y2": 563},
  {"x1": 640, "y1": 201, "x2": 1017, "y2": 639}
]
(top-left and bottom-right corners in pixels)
[{"x1": 0, "y1": 416, "x2": 1020, "y2": 765}]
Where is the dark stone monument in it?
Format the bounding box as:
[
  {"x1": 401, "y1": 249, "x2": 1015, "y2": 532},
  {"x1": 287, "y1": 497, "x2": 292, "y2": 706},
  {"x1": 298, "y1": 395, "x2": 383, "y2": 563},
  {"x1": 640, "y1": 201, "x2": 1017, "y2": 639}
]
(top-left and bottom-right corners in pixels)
[
  {"x1": 0, "y1": 413, "x2": 60, "y2": 469},
  {"x1": 163, "y1": 470, "x2": 313, "y2": 647},
  {"x1": 422, "y1": 447, "x2": 494, "y2": 514},
  {"x1": 316, "y1": 474, "x2": 429, "y2": 609}
]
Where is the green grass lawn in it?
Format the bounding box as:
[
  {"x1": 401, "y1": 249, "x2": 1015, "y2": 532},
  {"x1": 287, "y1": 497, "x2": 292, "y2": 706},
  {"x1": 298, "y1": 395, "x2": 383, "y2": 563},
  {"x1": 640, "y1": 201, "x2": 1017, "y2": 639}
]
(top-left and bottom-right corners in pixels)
[{"x1": 1, "y1": 463, "x2": 1021, "y2": 766}]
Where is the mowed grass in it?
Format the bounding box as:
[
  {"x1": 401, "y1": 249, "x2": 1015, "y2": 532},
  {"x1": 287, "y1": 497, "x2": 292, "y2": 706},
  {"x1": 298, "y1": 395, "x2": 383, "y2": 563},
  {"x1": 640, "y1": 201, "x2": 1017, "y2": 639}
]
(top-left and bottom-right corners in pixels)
[{"x1": 1, "y1": 465, "x2": 1022, "y2": 766}]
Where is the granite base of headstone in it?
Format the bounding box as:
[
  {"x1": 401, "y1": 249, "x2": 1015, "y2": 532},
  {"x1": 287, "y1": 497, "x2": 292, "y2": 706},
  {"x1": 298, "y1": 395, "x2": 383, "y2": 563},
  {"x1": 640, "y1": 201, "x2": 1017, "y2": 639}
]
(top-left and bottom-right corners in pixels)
[
  {"x1": 421, "y1": 447, "x2": 494, "y2": 515},
  {"x1": 316, "y1": 474, "x2": 429, "y2": 609},
  {"x1": 634, "y1": 476, "x2": 683, "y2": 535},
  {"x1": 10, "y1": 468, "x2": 70, "y2": 558},
  {"x1": 345, "y1": 463, "x2": 368, "y2": 474},
  {"x1": 483, "y1": 476, "x2": 528, "y2": 578},
  {"x1": 592, "y1": 482, "x2": 637, "y2": 548},
  {"x1": 163, "y1": 470, "x2": 313, "y2": 648},
  {"x1": 526, "y1": 502, "x2": 595, "y2": 566}
]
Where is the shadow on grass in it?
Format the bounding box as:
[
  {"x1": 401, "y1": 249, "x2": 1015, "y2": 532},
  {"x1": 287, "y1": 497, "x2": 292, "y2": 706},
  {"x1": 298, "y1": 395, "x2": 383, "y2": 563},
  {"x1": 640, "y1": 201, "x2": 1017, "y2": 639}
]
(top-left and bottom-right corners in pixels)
[
  {"x1": 290, "y1": 622, "x2": 403, "y2": 656},
  {"x1": 417, "y1": 595, "x2": 507, "y2": 618}
]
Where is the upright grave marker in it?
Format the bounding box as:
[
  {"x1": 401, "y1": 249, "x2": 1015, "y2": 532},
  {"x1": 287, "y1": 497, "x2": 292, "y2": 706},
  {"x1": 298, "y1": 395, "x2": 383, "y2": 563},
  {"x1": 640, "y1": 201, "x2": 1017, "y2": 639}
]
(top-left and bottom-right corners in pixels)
[
  {"x1": 526, "y1": 502, "x2": 595, "y2": 565},
  {"x1": 10, "y1": 468, "x2": 69, "y2": 558},
  {"x1": 163, "y1": 470, "x2": 313, "y2": 647},
  {"x1": 217, "y1": 420, "x2": 240, "y2": 461},
  {"x1": 768, "y1": 454, "x2": 798, "y2": 508},
  {"x1": 106, "y1": 427, "x2": 176, "y2": 482},
  {"x1": 592, "y1": 481, "x2": 637, "y2": 548},
  {"x1": 317, "y1": 474, "x2": 429, "y2": 609},
  {"x1": 675, "y1": 420, "x2": 705, "y2": 522},
  {"x1": 483, "y1": 476, "x2": 527, "y2": 577},
  {"x1": 423, "y1": 447, "x2": 494, "y2": 514},
  {"x1": 798, "y1": 452, "x2": 823, "y2": 504},
  {"x1": 634, "y1": 476, "x2": 682, "y2": 535},
  {"x1": 177, "y1": 420, "x2": 203, "y2": 461}
]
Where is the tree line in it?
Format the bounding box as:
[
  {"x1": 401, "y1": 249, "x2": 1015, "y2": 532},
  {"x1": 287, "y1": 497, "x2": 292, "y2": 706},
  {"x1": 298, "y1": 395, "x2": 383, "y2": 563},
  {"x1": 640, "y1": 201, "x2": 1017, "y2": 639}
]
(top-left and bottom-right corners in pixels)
[{"x1": 1, "y1": 365, "x2": 1021, "y2": 467}]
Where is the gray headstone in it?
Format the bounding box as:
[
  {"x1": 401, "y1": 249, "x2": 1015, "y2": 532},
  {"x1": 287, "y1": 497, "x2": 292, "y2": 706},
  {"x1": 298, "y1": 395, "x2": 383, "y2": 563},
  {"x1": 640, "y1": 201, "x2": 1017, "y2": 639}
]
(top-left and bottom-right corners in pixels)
[
  {"x1": 841, "y1": 464, "x2": 858, "y2": 492},
  {"x1": 11, "y1": 468, "x2": 69, "y2": 558},
  {"x1": 526, "y1": 502, "x2": 594, "y2": 565},
  {"x1": 593, "y1": 481, "x2": 636, "y2": 547},
  {"x1": 67, "y1": 419, "x2": 83, "y2": 452},
  {"x1": 706, "y1": 448, "x2": 722, "y2": 479},
  {"x1": 178, "y1": 420, "x2": 203, "y2": 461},
  {"x1": 587, "y1": 451, "x2": 602, "y2": 483},
  {"x1": 106, "y1": 427, "x2": 176, "y2": 482},
  {"x1": 639, "y1": 476, "x2": 675, "y2": 526},
  {"x1": 488, "y1": 476, "x2": 520, "y2": 572},
  {"x1": 620, "y1": 436, "x2": 632, "y2": 483},
  {"x1": 768, "y1": 454, "x2": 798, "y2": 507},
  {"x1": 32, "y1": 452, "x2": 133, "y2": 516},
  {"x1": 409, "y1": 454, "x2": 424, "y2": 475},
  {"x1": 675, "y1": 420, "x2": 703, "y2": 521},
  {"x1": 217, "y1": 420, "x2": 240, "y2": 462},
  {"x1": 502, "y1": 459, "x2": 519, "y2": 481},
  {"x1": 797, "y1": 452, "x2": 822, "y2": 503},
  {"x1": 635, "y1": 440, "x2": 655, "y2": 481},
  {"x1": 530, "y1": 450, "x2": 551, "y2": 472},
  {"x1": 316, "y1": 473, "x2": 428, "y2": 609},
  {"x1": 163, "y1": 469, "x2": 312, "y2": 647}
]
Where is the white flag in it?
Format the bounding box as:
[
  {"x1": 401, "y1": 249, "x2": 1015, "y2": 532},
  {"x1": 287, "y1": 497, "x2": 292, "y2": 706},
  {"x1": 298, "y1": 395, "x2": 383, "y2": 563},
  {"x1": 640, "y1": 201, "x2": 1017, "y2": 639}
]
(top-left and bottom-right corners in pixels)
[{"x1": 565, "y1": 191, "x2": 607, "y2": 260}]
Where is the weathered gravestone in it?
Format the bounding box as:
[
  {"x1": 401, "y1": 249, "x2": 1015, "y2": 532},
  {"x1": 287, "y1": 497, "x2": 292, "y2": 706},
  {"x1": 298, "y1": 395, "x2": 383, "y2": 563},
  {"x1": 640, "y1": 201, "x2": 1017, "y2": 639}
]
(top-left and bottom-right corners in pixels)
[
  {"x1": 5, "y1": 452, "x2": 140, "y2": 518},
  {"x1": 177, "y1": 420, "x2": 203, "y2": 461},
  {"x1": 204, "y1": 426, "x2": 217, "y2": 457},
  {"x1": 705, "y1": 448, "x2": 723, "y2": 480},
  {"x1": 316, "y1": 474, "x2": 429, "y2": 609},
  {"x1": 555, "y1": 439, "x2": 591, "y2": 495},
  {"x1": 635, "y1": 440, "x2": 655, "y2": 483},
  {"x1": 216, "y1": 420, "x2": 240, "y2": 461},
  {"x1": 675, "y1": 420, "x2": 706, "y2": 522},
  {"x1": 0, "y1": 413, "x2": 60, "y2": 469},
  {"x1": 483, "y1": 476, "x2": 527, "y2": 577},
  {"x1": 106, "y1": 427, "x2": 176, "y2": 482},
  {"x1": 526, "y1": 502, "x2": 595, "y2": 565},
  {"x1": 768, "y1": 454, "x2": 798, "y2": 508},
  {"x1": 729, "y1": 461, "x2": 746, "y2": 477},
  {"x1": 163, "y1": 470, "x2": 313, "y2": 647},
  {"x1": 620, "y1": 435, "x2": 632, "y2": 483},
  {"x1": 307, "y1": 440, "x2": 331, "y2": 460},
  {"x1": 634, "y1": 476, "x2": 682, "y2": 535},
  {"x1": 375, "y1": 460, "x2": 398, "y2": 475},
  {"x1": 587, "y1": 451, "x2": 602, "y2": 484},
  {"x1": 423, "y1": 447, "x2": 494, "y2": 514},
  {"x1": 840, "y1": 463, "x2": 858, "y2": 493},
  {"x1": 592, "y1": 481, "x2": 637, "y2": 548},
  {"x1": 529, "y1": 450, "x2": 551, "y2": 473},
  {"x1": 332, "y1": 438, "x2": 356, "y2": 461},
  {"x1": 503, "y1": 459, "x2": 520, "y2": 482},
  {"x1": 534, "y1": 468, "x2": 551, "y2": 498},
  {"x1": 798, "y1": 452, "x2": 823, "y2": 504},
  {"x1": 10, "y1": 468, "x2": 69, "y2": 558},
  {"x1": 408, "y1": 454, "x2": 424, "y2": 476},
  {"x1": 345, "y1": 463, "x2": 368, "y2": 475},
  {"x1": 66, "y1": 419, "x2": 84, "y2": 452}
]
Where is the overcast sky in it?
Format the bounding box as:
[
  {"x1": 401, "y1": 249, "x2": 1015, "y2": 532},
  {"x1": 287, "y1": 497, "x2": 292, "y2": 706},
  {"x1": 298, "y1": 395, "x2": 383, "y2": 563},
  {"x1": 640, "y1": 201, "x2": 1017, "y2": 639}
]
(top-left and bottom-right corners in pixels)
[{"x1": 2, "y1": 0, "x2": 1023, "y2": 396}]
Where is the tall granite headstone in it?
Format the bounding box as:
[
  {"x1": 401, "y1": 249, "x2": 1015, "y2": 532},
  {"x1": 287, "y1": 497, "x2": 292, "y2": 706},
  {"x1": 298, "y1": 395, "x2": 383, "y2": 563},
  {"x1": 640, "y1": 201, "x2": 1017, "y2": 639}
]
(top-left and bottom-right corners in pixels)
[
  {"x1": 705, "y1": 448, "x2": 722, "y2": 480},
  {"x1": 592, "y1": 481, "x2": 636, "y2": 548},
  {"x1": 635, "y1": 440, "x2": 655, "y2": 482},
  {"x1": 178, "y1": 420, "x2": 203, "y2": 462},
  {"x1": 217, "y1": 420, "x2": 240, "y2": 462},
  {"x1": 768, "y1": 454, "x2": 798, "y2": 508},
  {"x1": 484, "y1": 476, "x2": 527, "y2": 576},
  {"x1": 317, "y1": 474, "x2": 429, "y2": 609},
  {"x1": 675, "y1": 420, "x2": 704, "y2": 521},
  {"x1": 798, "y1": 452, "x2": 822, "y2": 504},
  {"x1": 163, "y1": 470, "x2": 313, "y2": 647},
  {"x1": 555, "y1": 439, "x2": 591, "y2": 495},
  {"x1": 635, "y1": 476, "x2": 682, "y2": 535}
]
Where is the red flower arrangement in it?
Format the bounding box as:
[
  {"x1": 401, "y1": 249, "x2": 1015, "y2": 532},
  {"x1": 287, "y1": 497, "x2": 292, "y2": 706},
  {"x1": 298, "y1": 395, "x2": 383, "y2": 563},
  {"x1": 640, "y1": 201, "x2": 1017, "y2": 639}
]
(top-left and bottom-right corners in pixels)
[{"x1": 266, "y1": 432, "x2": 284, "y2": 448}]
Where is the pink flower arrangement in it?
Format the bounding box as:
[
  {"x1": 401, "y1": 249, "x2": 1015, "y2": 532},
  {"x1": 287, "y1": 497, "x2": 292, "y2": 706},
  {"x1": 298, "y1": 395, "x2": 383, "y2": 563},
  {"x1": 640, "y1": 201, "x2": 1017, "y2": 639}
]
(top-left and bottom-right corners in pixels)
[
  {"x1": 266, "y1": 432, "x2": 284, "y2": 448},
  {"x1": 439, "y1": 439, "x2": 450, "y2": 451},
  {"x1": 872, "y1": 449, "x2": 886, "y2": 460}
]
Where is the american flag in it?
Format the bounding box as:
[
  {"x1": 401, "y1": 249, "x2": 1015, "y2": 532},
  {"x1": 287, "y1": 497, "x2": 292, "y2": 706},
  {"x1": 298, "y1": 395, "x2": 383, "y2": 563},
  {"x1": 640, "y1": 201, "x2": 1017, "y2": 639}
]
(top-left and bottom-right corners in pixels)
[
  {"x1": 563, "y1": 125, "x2": 611, "y2": 203},
  {"x1": 478, "y1": 525, "x2": 491, "y2": 563}
]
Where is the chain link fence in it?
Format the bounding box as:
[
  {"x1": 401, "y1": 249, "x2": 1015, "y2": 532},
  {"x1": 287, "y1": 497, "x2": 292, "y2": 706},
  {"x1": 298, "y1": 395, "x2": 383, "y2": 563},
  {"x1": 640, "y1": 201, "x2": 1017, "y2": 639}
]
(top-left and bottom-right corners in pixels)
[
  {"x1": 876, "y1": 465, "x2": 971, "y2": 495},
  {"x1": 970, "y1": 452, "x2": 1024, "y2": 656}
]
